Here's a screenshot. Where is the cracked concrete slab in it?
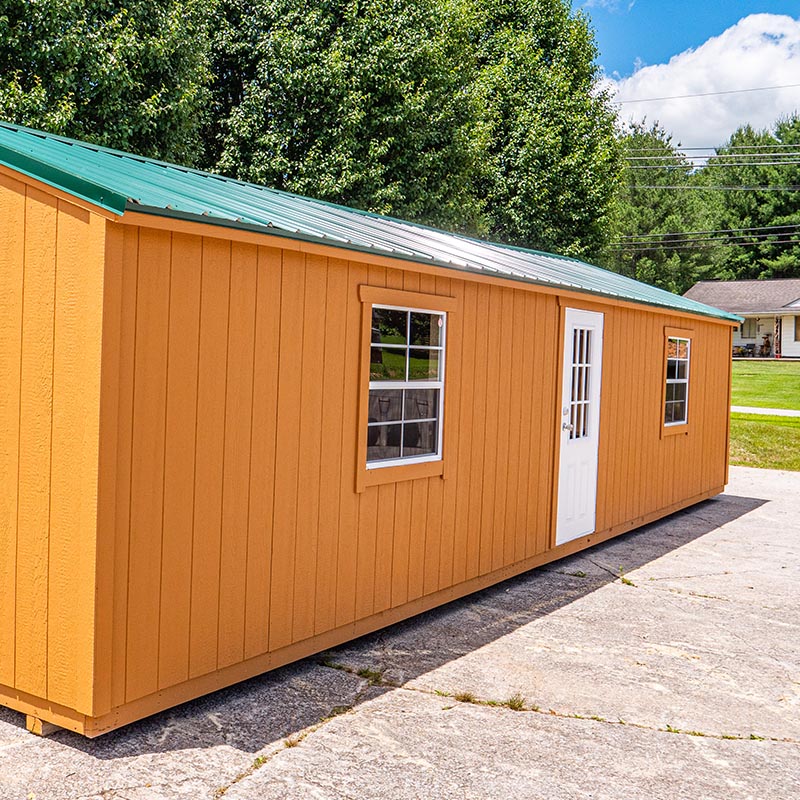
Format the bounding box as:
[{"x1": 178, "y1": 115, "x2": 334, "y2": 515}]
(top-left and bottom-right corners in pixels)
[
  {"x1": 0, "y1": 662, "x2": 366, "y2": 800},
  {"x1": 224, "y1": 689, "x2": 799, "y2": 800},
  {"x1": 0, "y1": 466, "x2": 798, "y2": 799}
]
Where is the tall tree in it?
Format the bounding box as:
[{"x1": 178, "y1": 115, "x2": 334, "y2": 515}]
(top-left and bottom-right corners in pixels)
[
  {"x1": 700, "y1": 115, "x2": 800, "y2": 281},
  {"x1": 205, "y1": 0, "x2": 485, "y2": 232},
  {"x1": 602, "y1": 122, "x2": 713, "y2": 293},
  {"x1": 467, "y1": 0, "x2": 620, "y2": 258},
  {"x1": 0, "y1": 0, "x2": 211, "y2": 164},
  {"x1": 204, "y1": 0, "x2": 620, "y2": 250}
]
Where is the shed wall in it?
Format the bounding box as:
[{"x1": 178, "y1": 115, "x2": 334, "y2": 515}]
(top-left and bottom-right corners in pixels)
[
  {"x1": 0, "y1": 174, "x2": 105, "y2": 715},
  {"x1": 92, "y1": 221, "x2": 732, "y2": 724}
]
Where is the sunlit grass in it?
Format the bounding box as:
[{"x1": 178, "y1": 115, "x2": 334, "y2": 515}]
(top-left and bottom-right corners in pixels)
[
  {"x1": 731, "y1": 361, "x2": 800, "y2": 410},
  {"x1": 729, "y1": 412, "x2": 800, "y2": 471}
]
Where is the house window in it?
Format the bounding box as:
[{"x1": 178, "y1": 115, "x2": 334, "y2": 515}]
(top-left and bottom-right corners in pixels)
[
  {"x1": 741, "y1": 318, "x2": 756, "y2": 339},
  {"x1": 795, "y1": 316, "x2": 800, "y2": 342},
  {"x1": 367, "y1": 306, "x2": 445, "y2": 467},
  {"x1": 664, "y1": 336, "x2": 690, "y2": 426}
]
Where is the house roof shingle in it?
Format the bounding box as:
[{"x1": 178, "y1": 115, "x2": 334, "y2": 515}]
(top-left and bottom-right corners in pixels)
[{"x1": 683, "y1": 279, "x2": 800, "y2": 315}]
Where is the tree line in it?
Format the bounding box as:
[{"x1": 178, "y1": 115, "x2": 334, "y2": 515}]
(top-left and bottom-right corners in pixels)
[{"x1": 1, "y1": 0, "x2": 797, "y2": 291}]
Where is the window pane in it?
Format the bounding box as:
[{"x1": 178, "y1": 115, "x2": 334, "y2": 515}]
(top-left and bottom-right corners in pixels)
[
  {"x1": 672, "y1": 382, "x2": 687, "y2": 403},
  {"x1": 405, "y1": 388, "x2": 438, "y2": 420},
  {"x1": 368, "y1": 389, "x2": 403, "y2": 423},
  {"x1": 410, "y1": 312, "x2": 442, "y2": 347},
  {"x1": 372, "y1": 308, "x2": 407, "y2": 345},
  {"x1": 672, "y1": 401, "x2": 686, "y2": 422},
  {"x1": 676, "y1": 339, "x2": 689, "y2": 359},
  {"x1": 676, "y1": 360, "x2": 688, "y2": 380},
  {"x1": 408, "y1": 348, "x2": 440, "y2": 380},
  {"x1": 664, "y1": 402, "x2": 674, "y2": 424},
  {"x1": 666, "y1": 359, "x2": 678, "y2": 380},
  {"x1": 370, "y1": 346, "x2": 407, "y2": 381},
  {"x1": 402, "y1": 420, "x2": 438, "y2": 457},
  {"x1": 367, "y1": 423, "x2": 402, "y2": 462}
]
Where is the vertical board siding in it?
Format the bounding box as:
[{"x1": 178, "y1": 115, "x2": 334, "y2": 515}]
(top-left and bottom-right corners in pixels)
[
  {"x1": 0, "y1": 174, "x2": 25, "y2": 688},
  {"x1": 94, "y1": 222, "x2": 732, "y2": 720},
  {"x1": 0, "y1": 180, "x2": 104, "y2": 713},
  {"x1": 189, "y1": 239, "x2": 232, "y2": 679},
  {"x1": 158, "y1": 233, "x2": 202, "y2": 689},
  {"x1": 125, "y1": 228, "x2": 171, "y2": 702},
  {"x1": 218, "y1": 242, "x2": 258, "y2": 669}
]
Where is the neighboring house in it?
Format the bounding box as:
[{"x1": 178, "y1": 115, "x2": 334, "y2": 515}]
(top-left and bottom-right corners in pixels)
[
  {"x1": 0, "y1": 121, "x2": 738, "y2": 737},
  {"x1": 684, "y1": 279, "x2": 800, "y2": 358}
]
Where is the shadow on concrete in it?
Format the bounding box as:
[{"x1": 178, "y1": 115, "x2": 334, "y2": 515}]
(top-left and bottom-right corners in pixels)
[{"x1": 0, "y1": 492, "x2": 766, "y2": 760}]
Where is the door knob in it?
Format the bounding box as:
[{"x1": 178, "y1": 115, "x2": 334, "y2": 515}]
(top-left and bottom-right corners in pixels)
[{"x1": 562, "y1": 422, "x2": 574, "y2": 431}]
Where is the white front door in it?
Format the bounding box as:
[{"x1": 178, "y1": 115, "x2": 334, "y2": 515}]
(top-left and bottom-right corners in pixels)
[{"x1": 556, "y1": 308, "x2": 604, "y2": 545}]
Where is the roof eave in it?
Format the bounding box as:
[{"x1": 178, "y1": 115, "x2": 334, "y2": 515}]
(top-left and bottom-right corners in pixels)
[{"x1": 0, "y1": 140, "x2": 127, "y2": 214}]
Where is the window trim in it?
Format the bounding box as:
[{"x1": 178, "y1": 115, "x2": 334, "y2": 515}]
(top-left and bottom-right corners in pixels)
[
  {"x1": 661, "y1": 326, "x2": 693, "y2": 437},
  {"x1": 356, "y1": 285, "x2": 458, "y2": 492},
  {"x1": 366, "y1": 303, "x2": 446, "y2": 470}
]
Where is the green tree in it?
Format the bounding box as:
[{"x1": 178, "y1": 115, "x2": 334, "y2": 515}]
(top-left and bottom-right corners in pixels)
[
  {"x1": 205, "y1": 0, "x2": 620, "y2": 251},
  {"x1": 467, "y1": 0, "x2": 621, "y2": 258},
  {"x1": 602, "y1": 122, "x2": 712, "y2": 293},
  {"x1": 0, "y1": 0, "x2": 211, "y2": 164},
  {"x1": 700, "y1": 115, "x2": 800, "y2": 281},
  {"x1": 205, "y1": 0, "x2": 485, "y2": 231}
]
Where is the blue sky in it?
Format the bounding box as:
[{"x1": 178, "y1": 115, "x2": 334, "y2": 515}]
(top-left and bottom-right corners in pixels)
[
  {"x1": 572, "y1": 3, "x2": 800, "y2": 147},
  {"x1": 574, "y1": 0, "x2": 799, "y2": 78}
]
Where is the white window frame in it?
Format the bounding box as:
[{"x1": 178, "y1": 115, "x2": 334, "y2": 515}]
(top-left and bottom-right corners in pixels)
[
  {"x1": 366, "y1": 303, "x2": 446, "y2": 470},
  {"x1": 664, "y1": 335, "x2": 691, "y2": 427},
  {"x1": 741, "y1": 318, "x2": 757, "y2": 339}
]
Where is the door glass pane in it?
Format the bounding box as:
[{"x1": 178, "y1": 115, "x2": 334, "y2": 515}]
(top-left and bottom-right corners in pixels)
[{"x1": 569, "y1": 327, "x2": 592, "y2": 439}]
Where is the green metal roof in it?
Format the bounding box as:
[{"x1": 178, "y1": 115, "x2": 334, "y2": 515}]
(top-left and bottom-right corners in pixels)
[{"x1": 0, "y1": 121, "x2": 741, "y2": 323}]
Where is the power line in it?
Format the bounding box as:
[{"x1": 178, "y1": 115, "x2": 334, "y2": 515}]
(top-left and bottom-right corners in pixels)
[
  {"x1": 614, "y1": 222, "x2": 800, "y2": 240},
  {"x1": 615, "y1": 83, "x2": 800, "y2": 104},
  {"x1": 628, "y1": 160, "x2": 800, "y2": 169},
  {"x1": 610, "y1": 231, "x2": 800, "y2": 247},
  {"x1": 628, "y1": 185, "x2": 800, "y2": 191},
  {"x1": 624, "y1": 144, "x2": 800, "y2": 153},
  {"x1": 613, "y1": 237, "x2": 800, "y2": 253},
  {"x1": 625, "y1": 152, "x2": 800, "y2": 161}
]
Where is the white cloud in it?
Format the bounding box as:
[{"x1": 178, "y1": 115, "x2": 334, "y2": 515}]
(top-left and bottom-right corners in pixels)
[{"x1": 605, "y1": 14, "x2": 800, "y2": 149}]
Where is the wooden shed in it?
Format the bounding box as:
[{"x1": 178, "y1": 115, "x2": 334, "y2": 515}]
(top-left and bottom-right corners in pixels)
[{"x1": 0, "y1": 122, "x2": 740, "y2": 736}]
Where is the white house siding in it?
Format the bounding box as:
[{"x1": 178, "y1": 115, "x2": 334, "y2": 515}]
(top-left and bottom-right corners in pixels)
[
  {"x1": 732, "y1": 316, "x2": 774, "y2": 350},
  {"x1": 732, "y1": 316, "x2": 758, "y2": 347},
  {"x1": 780, "y1": 315, "x2": 800, "y2": 357}
]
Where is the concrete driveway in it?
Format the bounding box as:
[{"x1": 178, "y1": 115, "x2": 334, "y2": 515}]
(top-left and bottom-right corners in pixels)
[{"x1": 2, "y1": 466, "x2": 798, "y2": 799}]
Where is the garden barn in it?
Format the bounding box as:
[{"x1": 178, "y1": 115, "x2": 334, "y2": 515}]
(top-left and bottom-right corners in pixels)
[{"x1": 0, "y1": 122, "x2": 740, "y2": 736}]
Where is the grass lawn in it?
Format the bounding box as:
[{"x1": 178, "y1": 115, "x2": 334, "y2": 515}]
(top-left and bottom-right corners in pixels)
[
  {"x1": 729, "y1": 412, "x2": 800, "y2": 471},
  {"x1": 730, "y1": 360, "x2": 800, "y2": 409}
]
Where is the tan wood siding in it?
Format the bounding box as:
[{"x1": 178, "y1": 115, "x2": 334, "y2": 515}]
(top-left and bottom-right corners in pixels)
[
  {"x1": 0, "y1": 175, "x2": 105, "y2": 714},
  {"x1": 0, "y1": 185, "x2": 732, "y2": 733},
  {"x1": 93, "y1": 223, "x2": 732, "y2": 716}
]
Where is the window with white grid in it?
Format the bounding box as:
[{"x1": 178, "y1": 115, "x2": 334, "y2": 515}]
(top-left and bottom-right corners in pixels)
[
  {"x1": 366, "y1": 305, "x2": 445, "y2": 467},
  {"x1": 664, "y1": 336, "x2": 690, "y2": 425}
]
